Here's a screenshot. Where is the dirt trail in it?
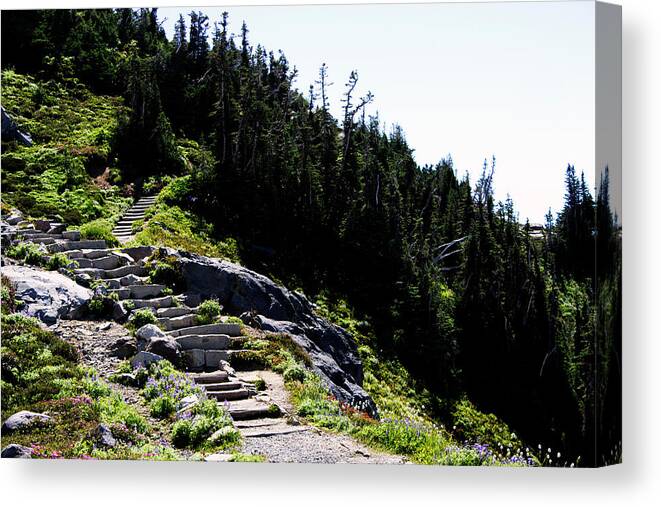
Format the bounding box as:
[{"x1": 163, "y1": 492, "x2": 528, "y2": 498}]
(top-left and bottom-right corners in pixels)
[{"x1": 233, "y1": 370, "x2": 406, "y2": 464}]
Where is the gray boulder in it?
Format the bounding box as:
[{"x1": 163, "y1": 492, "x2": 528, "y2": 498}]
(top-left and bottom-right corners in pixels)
[
  {"x1": 33, "y1": 219, "x2": 50, "y2": 232},
  {"x1": 135, "y1": 324, "x2": 166, "y2": 351},
  {"x1": 1, "y1": 444, "x2": 33, "y2": 459},
  {"x1": 92, "y1": 424, "x2": 116, "y2": 448},
  {"x1": 1, "y1": 107, "x2": 32, "y2": 146},
  {"x1": 146, "y1": 337, "x2": 181, "y2": 364},
  {"x1": 135, "y1": 324, "x2": 180, "y2": 363},
  {"x1": 6, "y1": 215, "x2": 23, "y2": 226},
  {"x1": 2, "y1": 410, "x2": 51, "y2": 433},
  {"x1": 172, "y1": 249, "x2": 376, "y2": 415},
  {"x1": 111, "y1": 301, "x2": 129, "y2": 322},
  {"x1": 121, "y1": 245, "x2": 154, "y2": 262},
  {"x1": 130, "y1": 351, "x2": 164, "y2": 369},
  {"x1": 2, "y1": 265, "x2": 92, "y2": 324},
  {"x1": 108, "y1": 336, "x2": 136, "y2": 359}
]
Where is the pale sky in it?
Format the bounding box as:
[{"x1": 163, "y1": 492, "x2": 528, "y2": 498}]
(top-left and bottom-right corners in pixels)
[{"x1": 158, "y1": 1, "x2": 595, "y2": 223}]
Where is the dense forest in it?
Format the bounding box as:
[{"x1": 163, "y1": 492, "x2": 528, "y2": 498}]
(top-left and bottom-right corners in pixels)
[{"x1": 1, "y1": 8, "x2": 621, "y2": 466}]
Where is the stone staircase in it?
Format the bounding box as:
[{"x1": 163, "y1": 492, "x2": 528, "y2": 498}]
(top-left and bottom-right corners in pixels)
[
  {"x1": 112, "y1": 195, "x2": 158, "y2": 244},
  {"x1": 6, "y1": 221, "x2": 281, "y2": 422}
]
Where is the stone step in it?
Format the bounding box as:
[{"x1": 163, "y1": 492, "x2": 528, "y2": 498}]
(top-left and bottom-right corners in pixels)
[
  {"x1": 102, "y1": 264, "x2": 149, "y2": 279},
  {"x1": 24, "y1": 237, "x2": 56, "y2": 245},
  {"x1": 233, "y1": 418, "x2": 283, "y2": 429},
  {"x1": 168, "y1": 322, "x2": 242, "y2": 338},
  {"x1": 111, "y1": 284, "x2": 165, "y2": 299},
  {"x1": 75, "y1": 255, "x2": 124, "y2": 270},
  {"x1": 66, "y1": 248, "x2": 121, "y2": 260},
  {"x1": 205, "y1": 388, "x2": 250, "y2": 401},
  {"x1": 192, "y1": 371, "x2": 229, "y2": 384},
  {"x1": 225, "y1": 399, "x2": 278, "y2": 421},
  {"x1": 15, "y1": 229, "x2": 46, "y2": 236},
  {"x1": 127, "y1": 296, "x2": 174, "y2": 309},
  {"x1": 61, "y1": 231, "x2": 81, "y2": 241},
  {"x1": 156, "y1": 306, "x2": 194, "y2": 318},
  {"x1": 175, "y1": 334, "x2": 230, "y2": 350},
  {"x1": 112, "y1": 226, "x2": 134, "y2": 232},
  {"x1": 18, "y1": 232, "x2": 62, "y2": 240},
  {"x1": 47, "y1": 239, "x2": 107, "y2": 253},
  {"x1": 183, "y1": 349, "x2": 250, "y2": 369},
  {"x1": 157, "y1": 314, "x2": 197, "y2": 331},
  {"x1": 241, "y1": 426, "x2": 309, "y2": 438},
  {"x1": 104, "y1": 275, "x2": 148, "y2": 288},
  {"x1": 182, "y1": 349, "x2": 210, "y2": 369},
  {"x1": 199, "y1": 381, "x2": 244, "y2": 391}
]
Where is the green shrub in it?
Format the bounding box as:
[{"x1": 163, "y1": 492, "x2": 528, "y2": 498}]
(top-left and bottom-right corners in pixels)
[
  {"x1": 150, "y1": 395, "x2": 177, "y2": 418},
  {"x1": 79, "y1": 219, "x2": 118, "y2": 246},
  {"x1": 253, "y1": 378, "x2": 267, "y2": 391},
  {"x1": 87, "y1": 293, "x2": 116, "y2": 318},
  {"x1": 196, "y1": 299, "x2": 222, "y2": 325},
  {"x1": 46, "y1": 252, "x2": 76, "y2": 271},
  {"x1": 148, "y1": 260, "x2": 183, "y2": 290},
  {"x1": 95, "y1": 393, "x2": 149, "y2": 433},
  {"x1": 129, "y1": 308, "x2": 157, "y2": 329},
  {"x1": 207, "y1": 426, "x2": 241, "y2": 447},
  {"x1": 171, "y1": 399, "x2": 235, "y2": 450},
  {"x1": 157, "y1": 175, "x2": 191, "y2": 205},
  {"x1": 230, "y1": 350, "x2": 268, "y2": 371},
  {"x1": 6, "y1": 242, "x2": 45, "y2": 266},
  {"x1": 451, "y1": 399, "x2": 521, "y2": 451},
  {"x1": 283, "y1": 364, "x2": 307, "y2": 383},
  {"x1": 1, "y1": 275, "x2": 19, "y2": 314},
  {"x1": 171, "y1": 420, "x2": 192, "y2": 447}
]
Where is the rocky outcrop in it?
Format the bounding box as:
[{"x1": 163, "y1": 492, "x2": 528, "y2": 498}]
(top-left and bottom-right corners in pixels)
[
  {"x1": 173, "y1": 250, "x2": 377, "y2": 415},
  {"x1": 1, "y1": 107, "x2": 32, "y2": 146},
  {"x1": 107, "y1": 336, "x2": 136, "y2": 359},
  {"x1": 2, "y1": 265, "x2": 92, "y2": 324},
  {"x1": 2, "y1": 410, "x2": 51, "y2": 433},
  {"x1": 130, "y1": 350, "x2": 165, "y2": 369},
  {"x1": 92, "y1": 423, "x2": 116, "y2": 448},
  {"x1": 135, "y1": 324, "x2": 181, "y2": 364},
  {"x1": 1, "y1": 444, "x2": 33, "y2": 459}
]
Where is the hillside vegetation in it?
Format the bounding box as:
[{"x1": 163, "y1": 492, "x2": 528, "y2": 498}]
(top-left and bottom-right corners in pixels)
[{"x1": 1, "y1": 8, "x2": 621, "y2": 466}]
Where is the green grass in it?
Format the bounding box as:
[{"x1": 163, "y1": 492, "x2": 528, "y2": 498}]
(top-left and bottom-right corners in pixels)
[
  {"x1": 128, "y1": 202, "x2": 240, "y2": 261},
  {"x1": 0, "y1": 312, "x2": 165, "y2": 459},
  {"x1": 126, "y1": 176, "x2": 240, "y2": 261},
  {"x1": 127, "y1": 308, "x2": 158, "y2": 330},
  {"x1": 6, "y1": 242, "x2": 46, "y2": 267},
  {"x1": 196, "y1": 298, "x2": 222, "y2": 325},
  {"x1": 233, "y1": 296, "x2": 534, "y2": 466},
  {"x1": 1, "y1": 70, "x2": 132, "y2": 226},
  {"x1": 79, "y1": 218, "x2": 119, "y2": 246}
]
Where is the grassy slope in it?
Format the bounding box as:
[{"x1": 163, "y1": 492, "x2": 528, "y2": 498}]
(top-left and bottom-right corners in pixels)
[
  {"x1": 127, "y1": 175, "x2": 241, "y2": 261},
  {"x1": 2, "y1": 71, "x2": 535, "y2": 465},
  {"x1": 1, "y1": 71, "x2": 240, "y2": 259},
  {"x1": 1, "y1": 70, "x2": 131, "y2": 225}
]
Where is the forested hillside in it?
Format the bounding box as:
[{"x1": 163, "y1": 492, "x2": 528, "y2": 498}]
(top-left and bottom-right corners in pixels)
[{"x1": 1, "y1": 8, "x2": 621, "y2": 466}]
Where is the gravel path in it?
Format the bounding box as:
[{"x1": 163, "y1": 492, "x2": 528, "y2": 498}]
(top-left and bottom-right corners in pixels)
[
  {"x1": 52, "y1": 320, "x2": 407, "y2": 464},
  {"x1": 51, "y1": 319, "x2": 127, "y2": 377},
  {"x1": 234, "y1": 371, "x2": 407, "y2": 465}
]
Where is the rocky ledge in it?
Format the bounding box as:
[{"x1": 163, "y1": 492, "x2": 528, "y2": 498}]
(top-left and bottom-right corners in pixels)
[{"x1": 173, "y1": 250, "x2": 377, "y2": 416}]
